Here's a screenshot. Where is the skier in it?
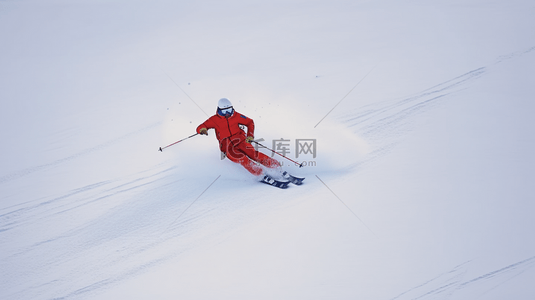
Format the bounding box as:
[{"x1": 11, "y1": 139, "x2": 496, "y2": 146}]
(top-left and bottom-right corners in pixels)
[{"x1": 196, "y1": 98, "x2": 281, "y2": 176}]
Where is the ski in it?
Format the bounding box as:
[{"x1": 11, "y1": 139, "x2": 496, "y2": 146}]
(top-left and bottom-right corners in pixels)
[
  {"x1": 282, "y1": 171, "x2": 305, "y2": 185},
  {"x1": 260, "y1": 175, "x2": 290, "y2": 189}
]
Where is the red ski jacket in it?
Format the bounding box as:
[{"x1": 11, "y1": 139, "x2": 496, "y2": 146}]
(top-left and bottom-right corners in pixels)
[{"x1": 196, "y1": 111, "x2": 255, "y2": 144}]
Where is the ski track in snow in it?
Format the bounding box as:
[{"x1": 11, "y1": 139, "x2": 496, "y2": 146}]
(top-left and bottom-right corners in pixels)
[
  {"x1": 340, "y1": 45, "x2": 535, "y2": 163},
  {"x1": 0, "y1": 165, "x2": 186, "y2": 299},
  {"x1": 1, "y1": 48, "x2": 534, "y2": 299},
  {"x1": 335, "y1": 65, "x2": 486, "y2": 172},
  {"x1": 390, "y1": 256, "x2": 535, "y2": 300},
  {"x1": 342, "y1": 66, "x2": 485, "y2": 146},
  {"x1": 342, "y1": 48, "x2": 535, "y2": 300},
  {"x1": 0, "y1": 122, "x2": 161, "y2": 185},
  {"x1": 0, "y1": 165, "x2": 232, "y2": 299}
]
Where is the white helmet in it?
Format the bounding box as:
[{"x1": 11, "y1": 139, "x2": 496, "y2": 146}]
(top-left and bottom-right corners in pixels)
[
  {"x1": 218, "y1": 98, "x2": 233, "y2": 109},
  {"x1": 217, "y1": 98, "x2": 234, "y2": 117}
]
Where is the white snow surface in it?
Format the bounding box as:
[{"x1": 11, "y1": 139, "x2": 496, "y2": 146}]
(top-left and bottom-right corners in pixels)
[{"x1": 1, "y1": 0, "x2": 535, "y2": 299}]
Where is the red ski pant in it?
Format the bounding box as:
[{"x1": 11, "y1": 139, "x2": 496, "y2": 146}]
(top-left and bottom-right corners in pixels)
[{"x1": 220, "y1": 138, "x2": 280, "y2": 176}]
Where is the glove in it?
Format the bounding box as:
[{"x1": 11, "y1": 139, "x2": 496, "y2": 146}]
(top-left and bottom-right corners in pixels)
[
  {"x1": 199, "y1": 128, "x2": 208, "y2": 135},
  {"x1": 245, "y1": 136, "x2": 254, "y2": 143}
]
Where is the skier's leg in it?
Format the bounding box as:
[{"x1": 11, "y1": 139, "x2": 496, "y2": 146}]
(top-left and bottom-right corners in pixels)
[
  {"x1": 256, "y1": 151, "x2": 281, "y2": 168},
  {"x1": 238, "y1": 142, "x2": 280, "y2": 168},
  {"x1": 234, "y1": 155, "x2": 263, "y2": 176},
  {"x1": 221, "y1": 139, "x2": 263, "y2": 176}
]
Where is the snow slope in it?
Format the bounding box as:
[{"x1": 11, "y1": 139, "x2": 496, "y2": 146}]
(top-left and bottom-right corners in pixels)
[{"x1": 1, "y1": 0, "x2": 534, "y2": 299}]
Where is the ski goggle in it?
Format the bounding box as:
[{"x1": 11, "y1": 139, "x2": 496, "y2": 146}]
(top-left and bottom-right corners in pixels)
[{"x1": 218, "y1": 107, "x2": 234, "y2": 116}]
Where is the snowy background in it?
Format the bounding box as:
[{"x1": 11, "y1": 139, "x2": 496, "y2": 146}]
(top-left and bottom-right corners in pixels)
[{"x1": 1, "y1": 0, "x2": 534, "y2": 299}]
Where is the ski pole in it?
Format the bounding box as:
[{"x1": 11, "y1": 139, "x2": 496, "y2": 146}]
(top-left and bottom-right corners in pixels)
[
  {"x1": 252, "y1": 141, "x2": 304, "y2": 168},
  {"x1": 159, "y1": 133, "x2": 199, "y2": 152}
]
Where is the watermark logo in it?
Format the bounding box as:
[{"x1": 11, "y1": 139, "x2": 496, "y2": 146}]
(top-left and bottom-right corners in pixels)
[
  {"x1": 272, "y1": 138, "x2": 291, "y2": 157},
  {"x1": 268, "y1": 138, "x2": 317, "y2": 167},
  {"x1": 221, "y1": 137, "x2": 318, "y2": 166},
  {"x1": 269, "y1": 138, "x2": 317, "y2": 160},
  {"x1": 296, "y1": 139, "x2": 317, "y2": 158}
]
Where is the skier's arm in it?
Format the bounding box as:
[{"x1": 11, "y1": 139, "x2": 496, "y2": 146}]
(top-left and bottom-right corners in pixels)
[
  {"x1": 240, "y1": 115, "x2": 255, "y2": 139},
  {"x1": 197, "y1": 117, "x2": 216, "y2": 135}
]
